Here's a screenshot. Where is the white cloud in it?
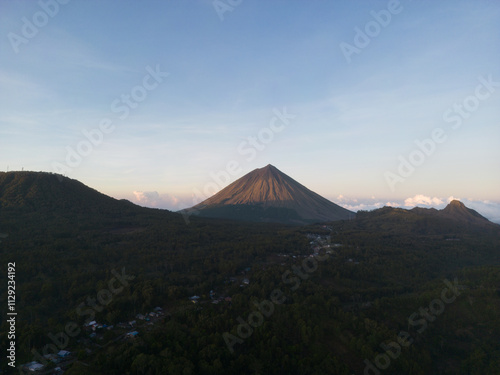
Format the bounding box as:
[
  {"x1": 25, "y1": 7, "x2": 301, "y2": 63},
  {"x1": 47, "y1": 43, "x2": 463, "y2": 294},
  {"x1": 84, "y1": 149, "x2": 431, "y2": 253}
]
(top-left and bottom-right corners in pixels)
[
  {"x1": 334, "y1": 196, "x2": 384, "y2": 212},
  {"x1": 133, "y1": 191, "x2": 160, "y2": 204},
  {"x1": 132, "y1": 191, "x2": 183, "y2": 210},
  {"x1": 340, "y1": 203, "x2": 373, "y2": 211},
  {"x1": 404, "y1": 195, "x2": 444, "y2": 207}
]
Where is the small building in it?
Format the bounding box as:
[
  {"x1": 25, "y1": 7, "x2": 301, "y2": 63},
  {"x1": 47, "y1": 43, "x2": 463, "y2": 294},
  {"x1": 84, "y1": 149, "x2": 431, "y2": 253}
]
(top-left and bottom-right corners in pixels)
[
  {"x1": 129, "y1": 320, "x2": 137, "y2": 326},
  {"x1": 24, "y1": 361, "x2": 44, "y2": 372},
  {"x1": 126, "y1": 331, "x2": 139, "y2": 337},
  {"x1": 57, "y1": 350, "x2": 71, "y2": 358}
]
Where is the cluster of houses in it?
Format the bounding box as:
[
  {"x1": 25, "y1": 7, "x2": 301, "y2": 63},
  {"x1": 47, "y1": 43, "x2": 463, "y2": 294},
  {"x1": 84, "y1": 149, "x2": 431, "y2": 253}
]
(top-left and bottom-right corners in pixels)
[
  {"x1": 306, "y1": 232, "x2": 361, "y2": 265},
  {"x1": 19, "y1": 288, "x2": 236, "y2": 373},
  {"x1": 22, "y1": 350, "x2": 70, "y2": 373},
  {"x1": 189, "y1": 292, "x2": 232, "y2": 305},
  {"x1": 84, "y1": 320, "x2": 114, "y2": 338},
  {"x1": 119, "y1": 307, "x2": 164, "y2": 338},
  {"x1": 307, "y1": 233, "x2": 343, "y2": 256},
  {"x1": 85, "y1": 320, "x2": 113, "y2": 330},
  {"x1": 19, "y1": 308, "x2": 166, "y2": 373},
  {"x1": 135, "y1": 306, "x2": 164, "y2": 321}
]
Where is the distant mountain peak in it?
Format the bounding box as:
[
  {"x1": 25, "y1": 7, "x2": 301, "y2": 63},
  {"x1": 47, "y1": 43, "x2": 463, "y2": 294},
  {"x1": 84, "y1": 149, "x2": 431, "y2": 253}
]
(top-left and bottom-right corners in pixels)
[
  {"x1": 440, "y1": 199, "x2": 488, "y2": 224},
  {"x1": 254, "y1": 164, "x2": 279, "y2": 179},
  {"x1": 187, "y1": 165, "x2": 354, "y2": 224},
  {"x1": 361, "y1": 198, "x2": 496, "y2": 233},
  {"x1": 448, "y1": 199, "x2": 464, "y2": 207}
]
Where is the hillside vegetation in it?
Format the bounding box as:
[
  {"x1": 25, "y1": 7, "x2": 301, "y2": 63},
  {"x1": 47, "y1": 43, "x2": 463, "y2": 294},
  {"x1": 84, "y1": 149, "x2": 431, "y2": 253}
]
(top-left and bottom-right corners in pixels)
[{"x1": 0, "y1": 172, "x2": 499, "y2": 374}]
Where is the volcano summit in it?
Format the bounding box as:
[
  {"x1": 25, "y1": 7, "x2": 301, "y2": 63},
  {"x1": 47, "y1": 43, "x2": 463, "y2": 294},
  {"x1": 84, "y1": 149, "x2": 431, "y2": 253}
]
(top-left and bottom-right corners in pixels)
[{"x1": 186, "y1": 164, "x2": 354, "y2": 224}]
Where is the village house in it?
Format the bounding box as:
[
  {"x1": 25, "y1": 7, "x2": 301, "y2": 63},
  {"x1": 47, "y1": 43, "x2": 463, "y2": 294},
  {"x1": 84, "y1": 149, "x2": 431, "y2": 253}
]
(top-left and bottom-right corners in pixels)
[
  {"x1": 23, "y1": 361, "x2": 44, "y2": 372},
  {"x1": 57, "y1": 350, "x2": 71, "y2": 358}
]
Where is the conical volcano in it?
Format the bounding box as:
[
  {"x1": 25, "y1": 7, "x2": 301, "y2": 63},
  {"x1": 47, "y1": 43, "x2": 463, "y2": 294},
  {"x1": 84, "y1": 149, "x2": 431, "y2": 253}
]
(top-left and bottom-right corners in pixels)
[{"x1": 188, "y1": 165, "x2": 354, "y2": 224}]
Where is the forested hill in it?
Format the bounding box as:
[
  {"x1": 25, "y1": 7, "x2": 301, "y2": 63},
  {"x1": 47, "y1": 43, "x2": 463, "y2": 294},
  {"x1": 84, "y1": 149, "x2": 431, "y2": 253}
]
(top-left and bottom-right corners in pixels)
[
  {"x1": 354, "y1": 201, "x2": 499, "y2": 235},
  {"x1": 0, "y1": 171, "x2": 141, "y2": 214}
]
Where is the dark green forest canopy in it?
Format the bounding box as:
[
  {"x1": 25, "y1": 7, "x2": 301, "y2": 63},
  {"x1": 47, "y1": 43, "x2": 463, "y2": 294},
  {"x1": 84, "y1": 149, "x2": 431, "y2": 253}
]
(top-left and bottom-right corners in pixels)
[{"x1": 1, "y1": 172, "x2": 499, "y2": 374}]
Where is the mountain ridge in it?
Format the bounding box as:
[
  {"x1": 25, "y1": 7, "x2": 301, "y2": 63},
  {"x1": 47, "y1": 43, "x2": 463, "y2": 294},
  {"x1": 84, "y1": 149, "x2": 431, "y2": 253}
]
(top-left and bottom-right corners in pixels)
[
  {"x1": 355, "y1": 199, "x2": 498, "y2": 234},
  {"x1": 405, "y1": 200, "x2": 492, "y2": 225},
  {"x1": 1, "y1": 170, "x2": 497, "y2": 230}
]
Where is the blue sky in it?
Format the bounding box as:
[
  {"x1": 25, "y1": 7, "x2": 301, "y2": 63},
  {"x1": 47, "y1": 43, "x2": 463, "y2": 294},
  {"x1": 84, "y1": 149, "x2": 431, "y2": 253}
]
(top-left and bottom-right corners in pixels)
[{"x1": 1, "y1": 0, "x2": 499, "y2": 221}]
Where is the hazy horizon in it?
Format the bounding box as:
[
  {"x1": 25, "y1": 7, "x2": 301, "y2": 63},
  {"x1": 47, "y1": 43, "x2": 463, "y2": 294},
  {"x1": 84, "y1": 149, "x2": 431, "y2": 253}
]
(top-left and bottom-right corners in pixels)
[{"x1": 3, "y1": 166, "x2": 500, "y2": 224}]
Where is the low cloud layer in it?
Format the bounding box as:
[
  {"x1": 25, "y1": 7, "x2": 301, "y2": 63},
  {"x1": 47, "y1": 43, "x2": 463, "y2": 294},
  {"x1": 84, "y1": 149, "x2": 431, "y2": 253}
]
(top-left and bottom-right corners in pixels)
[
  {"x1": 132, "y1": 191, "x2": 188, "y2": 211},
  {"x1": 404, "y1": 195, "x2": 444, "y2": 207}
]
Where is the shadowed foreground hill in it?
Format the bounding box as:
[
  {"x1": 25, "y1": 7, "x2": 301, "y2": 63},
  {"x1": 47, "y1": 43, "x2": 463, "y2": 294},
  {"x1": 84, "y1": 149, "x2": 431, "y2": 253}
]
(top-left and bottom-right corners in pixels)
[
  {"x1": 0, "y1": 171, "x2": 138, "y2": 214},
  {"x1": 186, "y1": 164, "x2": 354, "y2": 225},
  {"x1": 0, "y1": 171, "x2": 184, "y2": 239}
]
